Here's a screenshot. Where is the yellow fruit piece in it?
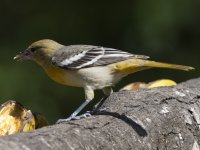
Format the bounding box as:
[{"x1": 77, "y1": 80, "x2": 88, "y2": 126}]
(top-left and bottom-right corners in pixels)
[
  {"x1": 0, "y1": 100, "x2": 48, "y2": 136},
  {"x1": 120, "y1": 79, "x2": 177, "y2": 91},
  {"x1": 120, "y1": 82, "x2": 146, "y2": 91},
  {"x1": 0, "y1": 100, "x2": 35, "y2": 136},
  {"x1": 146, "y1": 79, "x2": 177, "y2": 88},
  {"x1": 22, "y1": 110, "x2": 36, "y2": 132}
]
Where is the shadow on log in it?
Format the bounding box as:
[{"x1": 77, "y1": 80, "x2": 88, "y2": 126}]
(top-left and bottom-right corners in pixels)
[{"x1": 0, "y1": 78, "x2": 200, "y2": 150}]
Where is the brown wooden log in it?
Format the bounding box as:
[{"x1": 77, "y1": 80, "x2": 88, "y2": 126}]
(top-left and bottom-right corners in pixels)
[{"x1": 0, "y1": 78, "x2": 199, "y2": 150}]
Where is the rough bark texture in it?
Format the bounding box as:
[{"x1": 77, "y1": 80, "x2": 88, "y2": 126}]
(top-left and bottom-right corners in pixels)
[{"x1": 0, "y1": 78, "x2": 200, "y2": 150}]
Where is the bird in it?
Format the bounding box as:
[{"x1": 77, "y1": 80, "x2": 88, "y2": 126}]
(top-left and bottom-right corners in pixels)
[{"x1": 14, "y1": 39, "x2": 194, "y2": 123}]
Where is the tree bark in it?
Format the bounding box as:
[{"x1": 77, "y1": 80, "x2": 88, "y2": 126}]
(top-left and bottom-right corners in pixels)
[{"x1": 0, "y1": 78, "x2": 200, "y2": 150}]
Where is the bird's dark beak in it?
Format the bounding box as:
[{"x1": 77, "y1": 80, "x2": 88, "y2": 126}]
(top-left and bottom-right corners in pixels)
[{"x1": 14, "y1": 50, "x2": 31, "y2": 61}]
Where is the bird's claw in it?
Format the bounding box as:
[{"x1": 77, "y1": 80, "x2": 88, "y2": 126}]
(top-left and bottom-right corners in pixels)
[
  {"x1": 56, "y1": 112, "x2": 92, "y2": 124},
  {"x1": 81, "y1": 112, "x2": 92, "y2": 118}
]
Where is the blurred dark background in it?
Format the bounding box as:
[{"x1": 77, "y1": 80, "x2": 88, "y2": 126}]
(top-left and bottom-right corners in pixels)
[{"x1": 0, "y1": 0, "x2": 199, "y2": 123}]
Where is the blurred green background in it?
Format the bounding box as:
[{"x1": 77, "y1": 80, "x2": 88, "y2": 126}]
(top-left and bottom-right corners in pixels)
[{"x1": 0, "y1": 0, "x2": 199, "y2": 123}]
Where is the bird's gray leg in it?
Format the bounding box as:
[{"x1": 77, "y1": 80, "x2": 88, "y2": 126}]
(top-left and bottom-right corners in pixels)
[
  {"x1": 56, "y1": 87, "x2": 94, "y2": 123},
  {"x1": 92, "y1": 87, "x2": 113, "y2": 112}
]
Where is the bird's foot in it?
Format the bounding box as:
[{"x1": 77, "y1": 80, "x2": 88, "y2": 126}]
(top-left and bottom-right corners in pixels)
[
  {"x1": 92, "y1": 97, "x2": 107, "y2": 113},
  {"x1": 56, "y1": 112, "x2": 92, "y2": 124}
]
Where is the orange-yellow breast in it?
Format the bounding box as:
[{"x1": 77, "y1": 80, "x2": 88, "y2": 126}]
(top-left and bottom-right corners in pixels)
[{"x1": 42, "y1": 65, "x2": 84, "y2": 87}]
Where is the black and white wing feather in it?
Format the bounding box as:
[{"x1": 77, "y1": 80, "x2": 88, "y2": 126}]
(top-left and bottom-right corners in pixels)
[{"x1": 52, "y1": 45, "x2": 149, "y2": 69}]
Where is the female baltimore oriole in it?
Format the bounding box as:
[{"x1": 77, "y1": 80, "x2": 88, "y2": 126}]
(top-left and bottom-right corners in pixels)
[{"x1": 14, "y1": 39, "x2": 194, "y2": 123}]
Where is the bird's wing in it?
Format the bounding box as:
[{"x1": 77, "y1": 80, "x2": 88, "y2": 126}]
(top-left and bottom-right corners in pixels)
[{"x1": 52, "y1": 45, "x2": 149, "y2": 69}]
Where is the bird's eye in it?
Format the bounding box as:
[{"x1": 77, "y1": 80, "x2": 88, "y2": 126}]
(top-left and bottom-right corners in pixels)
[{"x1": 30, "y1": 47, "x2": 37, "y2": 53}]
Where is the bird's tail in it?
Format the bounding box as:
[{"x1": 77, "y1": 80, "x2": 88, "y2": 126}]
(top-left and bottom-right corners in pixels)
[{"x1": 112, "y1": 58, "x2": 194, "y2": 74}]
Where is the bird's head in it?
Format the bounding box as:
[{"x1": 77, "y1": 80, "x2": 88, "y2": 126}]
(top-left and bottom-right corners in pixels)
[{"x1": 14, "y1": 39, "x2": 63, "y2": 65}]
